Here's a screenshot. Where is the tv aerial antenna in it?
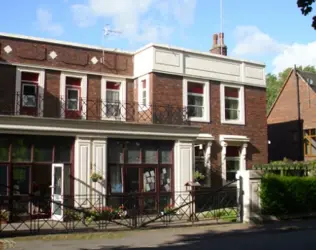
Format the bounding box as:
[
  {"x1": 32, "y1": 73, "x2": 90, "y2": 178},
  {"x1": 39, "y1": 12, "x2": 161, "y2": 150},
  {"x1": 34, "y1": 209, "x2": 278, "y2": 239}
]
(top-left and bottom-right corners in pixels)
[{"x1": 101, "y1": 25, "x2": 122, "y2": 64}]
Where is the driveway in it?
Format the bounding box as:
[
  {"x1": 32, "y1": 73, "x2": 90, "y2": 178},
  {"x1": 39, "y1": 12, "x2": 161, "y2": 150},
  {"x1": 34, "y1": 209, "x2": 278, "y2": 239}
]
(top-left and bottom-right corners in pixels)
[{"x1": 7, "y1": 220, "x2": 316, "y2": 250}]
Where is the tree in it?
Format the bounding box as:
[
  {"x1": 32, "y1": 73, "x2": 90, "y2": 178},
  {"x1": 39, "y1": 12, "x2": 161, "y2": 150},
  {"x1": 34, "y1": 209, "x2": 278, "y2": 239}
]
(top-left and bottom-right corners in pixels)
[
  {"x1": 297, "y1": 0, "x2": 316, "y2": 29},
  {"x1": 266, "y1": 65, "x2": 316, "y2": 112}
]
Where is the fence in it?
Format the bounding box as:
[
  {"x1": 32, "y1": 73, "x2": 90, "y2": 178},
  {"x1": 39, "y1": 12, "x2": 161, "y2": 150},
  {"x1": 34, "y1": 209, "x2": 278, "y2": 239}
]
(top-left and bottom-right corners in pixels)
[{"x1": 0, "y1": 180, "x2": 241, "y2": 237}]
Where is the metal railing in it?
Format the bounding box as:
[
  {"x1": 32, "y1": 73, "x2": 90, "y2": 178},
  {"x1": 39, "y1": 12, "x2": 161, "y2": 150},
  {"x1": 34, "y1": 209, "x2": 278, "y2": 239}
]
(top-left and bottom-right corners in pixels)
[
  {"x1": 0, "y1": 180, "x2": 241, "y2": 237},
  {"x1": 0, "y1": 93, "x2": 191, "y2": 126}
]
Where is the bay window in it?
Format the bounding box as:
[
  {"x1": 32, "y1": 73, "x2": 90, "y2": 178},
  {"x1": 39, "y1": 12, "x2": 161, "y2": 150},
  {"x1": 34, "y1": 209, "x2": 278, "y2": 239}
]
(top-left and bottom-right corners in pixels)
[
  {"x1": 220, "y1": 84, "x2": 245, "y2": 125},
  {"x1": 183, "y1": 78, "x2": 210, "y2": 122}
]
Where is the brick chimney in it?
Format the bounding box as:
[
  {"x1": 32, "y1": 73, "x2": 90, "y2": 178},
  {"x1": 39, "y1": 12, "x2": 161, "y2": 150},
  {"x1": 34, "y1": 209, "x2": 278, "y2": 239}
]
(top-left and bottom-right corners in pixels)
[{"x1": 210, "y1": 32, "x2": 227, "y2": 56}]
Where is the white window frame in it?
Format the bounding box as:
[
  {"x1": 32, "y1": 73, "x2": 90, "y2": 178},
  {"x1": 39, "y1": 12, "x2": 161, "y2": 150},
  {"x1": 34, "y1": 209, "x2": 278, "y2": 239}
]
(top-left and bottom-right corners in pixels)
[
  {"x1": 60, "y1": 72, "x2": 87, "y2": 119},
  {"x1": 183, "y1": 78, "x2": 210, "y2": 122},
  {"x1": 22, "y1": 83, "x2": 37, "y2": 107},
  {"x1": 15, "y1": 67, "x2": 45, "y2": 116},
  {"x1": 66, "y1": 87, "x2": 80, "y2": 111},
  {"x1": 225, "y1": 156, "x2": 240, "y2": 183},
  {"x1": 101, "y1": 77, "x2": 126, "y2": 121},
  {"x1": 220, "y1": 83, "x2": 245, "y2": 125},
  {"x1": 138, "y1": 74, "x2": 150, "y2": 111}
]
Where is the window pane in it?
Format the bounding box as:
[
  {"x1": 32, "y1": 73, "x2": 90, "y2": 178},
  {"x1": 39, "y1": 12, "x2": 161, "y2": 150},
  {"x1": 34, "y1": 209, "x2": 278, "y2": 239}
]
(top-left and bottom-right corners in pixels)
[
  {"x1": 12, "y1": 167, "x2": 30, "y2": 195},
  {"x1": 55, "y1": 143, "x2": 71, "y2": 162},
  {"x1": 23, "y1": 85, "x2": 36, "y2": 95},
  {"x1": 12, "y1": 138, "x2": 31, "y2": 162},
  {"x1": 188, "y1": 106, "x2": 203, "y2": 117},
  {"x1": 22, "y1": 95, "x2": 36, "y2": 107},
  {"x1": 106, "y1": 103, "x2": 120, "y2": 117},
  {"x1": 34, "y1": 142, "x2": 53, "y2": 162},
  {"x1": 225, "y1": 109, "x2": 239, "y2": 120},
  {"x1": 226, "y1": 160, "x2": 240, "y2": 171},
  {"x1": 67, "y1": 100, "x2": 78, "y2": 110},
  {"x1": 143, "y1": 147, "x2": 158, "y2": 164},
  {"x1": 110, "y1": 165, "x2": 123, "y2": 193},
  {"x1": 160, "y1": 167, "x2": 171, "y2": 192},
  {"x1": 106, "y1": 90, "x2": 119, "y2": 102},
  {"x1": 144, "y1": 197, "x2": 156, "y2": 211},
  {"x1": 68, "y1": 89, "x2": 78, "y2": 99},
  {"x1": 225, "y1": 99, "x2": 239, "y2": 109},
  {"x1": 160, "y1": 147, "x2": 172, "y2": 164},
  {"x1": 125, "y1": 168, "x2": 139, "y2": 193},
  {"x1": 0, "y1": 166, "x2": 8, "y2": 195},
  {"x1": 0, "y1": 138, "x2": 9, "y2": 161},
  {"x1": 108, "y1": 142, "x2": 124, "y2": 163},
  {"x1": 126, "y1": 142, "x2": 141, "y2": 163},
  {"x1": 188, "y1": 95, "x2": 203, "y2": 106},
  {"x1": 226, "y1": 172, "x2": 236, "y2": 182},
  {"x1": 143, "y1": 168, "x2": 156, "y2": 192}
]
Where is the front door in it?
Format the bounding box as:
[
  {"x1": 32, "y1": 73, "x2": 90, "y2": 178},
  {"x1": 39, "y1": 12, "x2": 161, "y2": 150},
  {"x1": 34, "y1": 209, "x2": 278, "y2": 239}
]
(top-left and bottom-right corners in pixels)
[{"x1": 51, "y1": 163, "x2": 64, "y2": 221}]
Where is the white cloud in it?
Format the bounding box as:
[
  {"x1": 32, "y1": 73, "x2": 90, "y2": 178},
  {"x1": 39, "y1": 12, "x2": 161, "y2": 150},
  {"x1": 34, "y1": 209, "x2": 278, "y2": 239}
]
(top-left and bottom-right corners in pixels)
[
  {"x1": 232, "y1": 25, "x2": 316, "y2": 74},
  {"x1": 35, "y1": 8, "x2": 64, "y2": 36},
  {"x1": 71, "y1": 0, "x2": 196, "y2": 43}
]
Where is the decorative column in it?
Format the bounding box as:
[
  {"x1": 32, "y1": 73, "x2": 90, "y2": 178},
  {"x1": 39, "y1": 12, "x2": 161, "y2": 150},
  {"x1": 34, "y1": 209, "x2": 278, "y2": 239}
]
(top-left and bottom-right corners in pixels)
[
  {"x1": 220, "y1": 141, "x2": 228, "y2": 185},
  {"x1": 204, "y1": 142, "x2": 212, "y2": 186},
  {"x1": 240, "y1": 143, "x2": 248, "y2": 171}
]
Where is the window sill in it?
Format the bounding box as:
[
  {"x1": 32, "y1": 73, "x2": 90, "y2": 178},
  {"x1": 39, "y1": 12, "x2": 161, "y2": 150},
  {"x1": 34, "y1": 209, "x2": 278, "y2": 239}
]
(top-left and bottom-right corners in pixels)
[
  {"x1": 221, "y1": 119, "x2": 245, "y2": 126},
  {"x1": 188, "y1": 117, "x2": 210, "y2": 123}
]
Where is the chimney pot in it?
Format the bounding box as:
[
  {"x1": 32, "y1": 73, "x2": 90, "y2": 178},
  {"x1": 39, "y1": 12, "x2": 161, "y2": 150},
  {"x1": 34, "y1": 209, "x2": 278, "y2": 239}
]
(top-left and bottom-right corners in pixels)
[
  {"x1": 213, "y1": 33, "x2": 218, "y2": 46},
  {"x1": 219, "y1": 32, "x2": 224, "y2": 45}
]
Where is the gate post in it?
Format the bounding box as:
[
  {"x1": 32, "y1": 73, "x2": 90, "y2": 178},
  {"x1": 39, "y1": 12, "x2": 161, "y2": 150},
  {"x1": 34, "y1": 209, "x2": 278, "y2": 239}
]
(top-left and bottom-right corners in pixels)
[{"x1": 236, "y1": 170, "x2": 263, "y2": 224}]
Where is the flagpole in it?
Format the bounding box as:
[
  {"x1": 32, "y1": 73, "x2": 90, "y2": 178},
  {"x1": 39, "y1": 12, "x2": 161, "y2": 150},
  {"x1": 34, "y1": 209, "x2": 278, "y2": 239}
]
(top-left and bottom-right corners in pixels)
[{"x1": 220, "y1": 0, "x2": 223, "y2": 55}]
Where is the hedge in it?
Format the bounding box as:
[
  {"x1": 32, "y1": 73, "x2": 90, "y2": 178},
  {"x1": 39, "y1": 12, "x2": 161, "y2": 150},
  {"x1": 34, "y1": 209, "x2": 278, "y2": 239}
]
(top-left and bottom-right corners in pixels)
[{"x1": 260, "y1": 174, "x2": 316, "y2": 215}]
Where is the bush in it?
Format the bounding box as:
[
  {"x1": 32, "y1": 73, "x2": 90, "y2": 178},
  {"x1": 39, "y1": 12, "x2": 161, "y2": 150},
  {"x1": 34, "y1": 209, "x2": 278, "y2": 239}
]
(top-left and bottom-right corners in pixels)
[{"x1": 260, "y1": 174, "x2": 316, "y2": 215}]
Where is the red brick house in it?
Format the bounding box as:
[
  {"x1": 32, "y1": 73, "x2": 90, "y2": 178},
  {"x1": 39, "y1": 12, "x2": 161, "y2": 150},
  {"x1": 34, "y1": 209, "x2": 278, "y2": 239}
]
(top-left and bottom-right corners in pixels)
[
  {"x1": 0, "y1": 32, "x2": 267, "y2": 220},
  {"x1": 267, "y1": 69, "x2": 316, "y2": 162}
]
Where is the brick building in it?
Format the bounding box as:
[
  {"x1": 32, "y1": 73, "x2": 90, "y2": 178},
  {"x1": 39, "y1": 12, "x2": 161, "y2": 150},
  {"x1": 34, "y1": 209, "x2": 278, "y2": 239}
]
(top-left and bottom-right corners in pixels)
[
  {"x1": 0, "y1": 32, "x2": 267, "y2": 220},
  {"x1": 268, "y1": 69, "x2": 316, "y2": 162}
]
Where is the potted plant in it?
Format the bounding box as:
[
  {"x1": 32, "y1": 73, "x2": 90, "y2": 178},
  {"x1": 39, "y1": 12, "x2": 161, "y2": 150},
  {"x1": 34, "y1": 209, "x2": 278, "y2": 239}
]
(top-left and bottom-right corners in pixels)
[
  {"x1": 161, "y1": 204, "x2": 176, "y2": 222},
  {"x1": 90, "y1": 172, "x2": 103, "y2": 183},
  {"x1": 0, "y1": 209, "x2": 9, "y2": 223},
  {"x1": 193, "y1": 170, "x2": 205, "y2": 183}
]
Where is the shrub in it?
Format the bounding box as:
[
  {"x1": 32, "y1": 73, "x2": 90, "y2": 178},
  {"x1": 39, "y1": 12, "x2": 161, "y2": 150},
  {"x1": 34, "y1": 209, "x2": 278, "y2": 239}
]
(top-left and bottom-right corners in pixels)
[{"x1": 260, "y1": 174, "x2": 316, "y2": 215}]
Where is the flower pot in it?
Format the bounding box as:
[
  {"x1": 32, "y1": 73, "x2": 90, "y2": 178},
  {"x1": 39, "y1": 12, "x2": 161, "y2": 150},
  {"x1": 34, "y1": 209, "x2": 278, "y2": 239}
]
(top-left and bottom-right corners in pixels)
[{"x1": 91, "y1": 177, "x2": 99, "y2": 183}]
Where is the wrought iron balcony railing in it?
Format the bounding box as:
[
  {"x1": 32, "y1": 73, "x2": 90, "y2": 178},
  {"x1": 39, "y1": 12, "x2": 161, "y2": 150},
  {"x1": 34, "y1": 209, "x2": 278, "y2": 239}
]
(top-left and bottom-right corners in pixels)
[{"x1": 0, "y1": 93, "x2": 191, "y2": 126}]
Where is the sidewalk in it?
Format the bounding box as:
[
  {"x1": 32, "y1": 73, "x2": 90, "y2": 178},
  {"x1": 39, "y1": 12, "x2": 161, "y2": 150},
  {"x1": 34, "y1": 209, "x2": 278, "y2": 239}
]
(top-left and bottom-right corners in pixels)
[{"x1": 7, "y1": 219, "x2": 316, "y2": 250}]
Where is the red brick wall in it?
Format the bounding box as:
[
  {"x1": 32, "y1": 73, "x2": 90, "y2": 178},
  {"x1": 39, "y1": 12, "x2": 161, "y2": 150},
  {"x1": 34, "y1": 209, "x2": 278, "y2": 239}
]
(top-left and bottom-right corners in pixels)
[
  {"x1": 44, "y1": 70, "x2": 60, "y2": 118},
  {"x1": 87, "y1": 75, "x2": 101, "y2": 120},
  {"x1": 268, "y1": 71, "x2": 316, "y2": 130},
  {"x1": 0, "y1": 37, "x2": 133, "y2": 76},
  {"x1": 152, "y1": 73, "x2": 268, "y2": 182},
  {"x1": 0, "y1": 64, "x2": 16, "y2": 115}
]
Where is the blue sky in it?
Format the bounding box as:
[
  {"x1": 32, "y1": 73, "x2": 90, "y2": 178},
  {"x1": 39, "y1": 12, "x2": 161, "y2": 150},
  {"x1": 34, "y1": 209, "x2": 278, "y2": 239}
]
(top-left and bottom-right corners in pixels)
[{"x1": 1, "y1": 0, "x2": 316, "y2": 74}]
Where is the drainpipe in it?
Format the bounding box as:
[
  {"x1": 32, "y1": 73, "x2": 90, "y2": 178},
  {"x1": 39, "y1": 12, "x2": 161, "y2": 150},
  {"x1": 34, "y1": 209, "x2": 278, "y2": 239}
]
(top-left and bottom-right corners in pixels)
[{"x1": 294, "y1": 65, "x2": 303, "y2": 161}]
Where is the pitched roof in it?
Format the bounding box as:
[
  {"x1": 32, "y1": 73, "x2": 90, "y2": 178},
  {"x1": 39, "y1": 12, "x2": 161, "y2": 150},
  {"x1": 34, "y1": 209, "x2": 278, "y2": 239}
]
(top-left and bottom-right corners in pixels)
[{"x1": 267, "y1": 69, "x2": 316, "y2": 118}]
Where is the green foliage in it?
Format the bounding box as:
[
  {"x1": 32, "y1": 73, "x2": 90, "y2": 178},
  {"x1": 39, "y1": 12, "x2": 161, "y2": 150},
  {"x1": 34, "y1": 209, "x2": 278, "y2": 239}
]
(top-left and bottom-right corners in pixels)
[
  {"x1": 297, "y1": 0, "x2": 316, "y2": 29},
  {"x1": 193, "y1": 170, "x2": 205, "y2": 181},
  {"x1": 260, "y1": 175, "x2": 316, "y2": 215},
  {"x1": 266, "y1": 65, "x2": 316, "y2": 112}
]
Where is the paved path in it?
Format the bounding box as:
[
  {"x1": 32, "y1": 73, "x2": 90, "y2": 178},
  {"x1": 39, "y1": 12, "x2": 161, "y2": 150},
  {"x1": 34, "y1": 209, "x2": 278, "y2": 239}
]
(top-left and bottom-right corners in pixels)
[{"x1": 8, "y1": 220, "x2": 316, "y2": 250}]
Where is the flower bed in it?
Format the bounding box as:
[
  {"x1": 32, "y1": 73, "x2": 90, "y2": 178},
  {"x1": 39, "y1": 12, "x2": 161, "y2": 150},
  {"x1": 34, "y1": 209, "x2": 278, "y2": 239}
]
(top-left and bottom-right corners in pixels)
[{"x1": 85, "y1": 205, "x2": 127, "y2": 223}]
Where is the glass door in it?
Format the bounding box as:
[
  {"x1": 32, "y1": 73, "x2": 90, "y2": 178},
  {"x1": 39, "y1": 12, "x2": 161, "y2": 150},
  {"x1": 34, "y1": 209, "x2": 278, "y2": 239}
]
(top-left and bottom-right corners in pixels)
[{"x1": 51, "y1": 163, "x2": 64, "y2": 221}]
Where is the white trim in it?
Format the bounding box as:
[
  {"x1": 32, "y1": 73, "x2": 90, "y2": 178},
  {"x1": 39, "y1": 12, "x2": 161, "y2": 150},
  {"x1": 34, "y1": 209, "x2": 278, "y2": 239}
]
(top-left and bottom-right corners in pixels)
[
  {"x1": 138, "y1": 74, "x2": 150, "y2": 111},
  {"x1": 220, "y1": 83, "x2": 245, "y2": 125},
  {"x1": 15, "y1": 67, "x2": 45, "y2": 117},
  {"x1": 101, "y1": 77, "x2": 126, "y2": 121},
  {"x1": 183, "y1": 77, "x2": 210, "y2": 123},
  {"x1": 219, "y1": 134, "x2": 250, "y2": 143},
  {"x1": 220, "y1": 135, "x2": 249, "y2": 185},
  {"x1": 196, "y1": 133, "x2": 215, "y2": 141},
  {"x1": 0, "y1": 61, "x2": 133, "y2": 80},
  {"x1": 60, "y1": 72, "x2": 87, "y2": 120}
]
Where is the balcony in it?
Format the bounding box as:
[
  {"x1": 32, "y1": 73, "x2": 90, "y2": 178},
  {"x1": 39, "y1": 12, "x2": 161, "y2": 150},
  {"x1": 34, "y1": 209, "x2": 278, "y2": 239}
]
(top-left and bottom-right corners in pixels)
[{"x1": 0, "y1": 93, "x2": 191, "y2": 126}]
